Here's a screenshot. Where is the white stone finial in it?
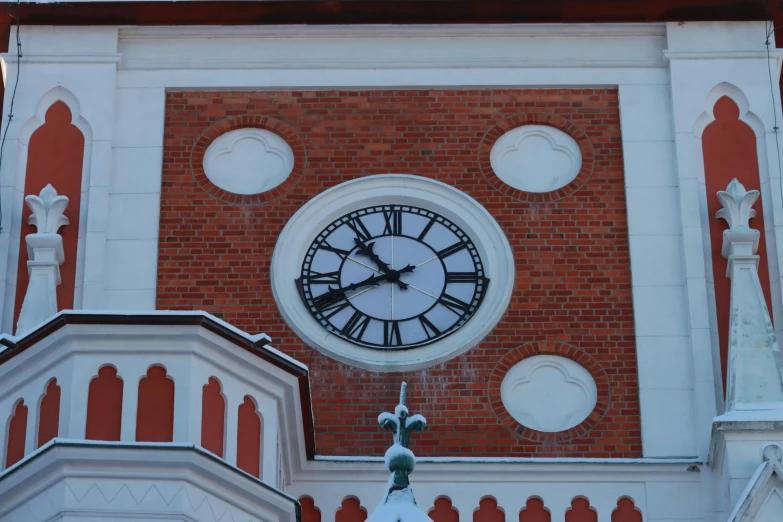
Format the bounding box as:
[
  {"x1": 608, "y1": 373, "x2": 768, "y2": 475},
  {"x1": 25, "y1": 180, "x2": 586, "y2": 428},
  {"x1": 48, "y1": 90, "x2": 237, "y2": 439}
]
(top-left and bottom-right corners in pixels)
[
  {"x1": 26, "y1": 184, "x2": 70, "y2": 234},
  {"x1": 716, "y1": 178, "x2": 759, "y2": 231},
  {"x1": 716, "y1": 179, "x2": 761, "y2": 260},
  {"x1": 714, "y1": 179, "x2": 783, "y2": 413},
  {"x1": 15, "y1": 185, "x2": 69, "y2": 335}
]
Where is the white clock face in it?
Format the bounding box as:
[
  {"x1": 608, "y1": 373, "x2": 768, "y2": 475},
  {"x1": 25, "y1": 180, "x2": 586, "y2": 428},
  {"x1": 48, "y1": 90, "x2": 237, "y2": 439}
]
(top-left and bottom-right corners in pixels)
[{"x1": 296, "y1": 205, "x2": 489, "y2": 349}]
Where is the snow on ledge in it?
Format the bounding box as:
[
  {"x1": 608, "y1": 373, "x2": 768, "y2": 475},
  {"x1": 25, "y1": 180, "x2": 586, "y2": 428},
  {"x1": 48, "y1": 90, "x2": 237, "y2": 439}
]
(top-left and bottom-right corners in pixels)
[
  {"x1": 314, "y1": 455, "x2": 701, "y2": 465},
  {"x1": 0, "y1": 309, "x2": 306, "y2": 372}
]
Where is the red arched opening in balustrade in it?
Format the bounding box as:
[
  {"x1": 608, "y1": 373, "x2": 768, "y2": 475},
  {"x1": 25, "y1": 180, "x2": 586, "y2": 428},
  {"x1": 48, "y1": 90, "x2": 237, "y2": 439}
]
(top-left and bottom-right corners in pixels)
[
  {"x1": 300, "y1": 496, "x2": 322, "y2": 522},
  {"x1": 86, "y1": 366, "x2": 123, "y2": 441},
  {"x1": 430, "y1": 497, "x2": 459, "y2": 522},
  {"x1": 519, "y1": 497, "x2": 550, "y2": 522},
  {"x1": 566, "y1": 498, "x2": 596, "y2": 522},
  {"x1": 611, "y1": 498, "x2": 642, "y2": 522},
  {"x1": 136, "y1": 365, "x2": 174, "y2": 442},
  {"x1": 201, "y1": 377, "x2": 225, "y2": 457},
  {"x1": 13, "y1": 101, "x2": 84, "y2": 330},
  {"x1": 336, "y1": 497, "x2": 367, "y2": 522},
  {"x1": 237, "y1": 395, "x2": 262, "y2": 477},
  {"x1": 5, "y1": 400, "x2": 27, "y2": 468},
  {"x1": 703, "y1": 96, "x2": 773, "y2": 390},
  {"x1": 37, "y1": 378, "x2": 60, "y2": 448},
  {"x1": 475, "y1": 497, "x2": 504, "y2": 522}
]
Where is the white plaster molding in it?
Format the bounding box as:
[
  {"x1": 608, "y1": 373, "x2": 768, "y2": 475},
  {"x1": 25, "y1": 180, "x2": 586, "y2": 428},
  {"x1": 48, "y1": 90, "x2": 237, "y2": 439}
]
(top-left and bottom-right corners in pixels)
[
  {"x1": 1, "y1": 85, "x2": 95, "y2": 333},
  {"x1": 119, "y1": 24, "x2": 667, "y2": 39},
  {"x1": 0, "y1": 53, "x2": 123, "y2": 65},
  {"x1": 15, "y1": 185, "x2": 69, "y2": 336},
  {"x1": 694, "y1": 82, "x2": 765, "y2": 139},
  {"x1": 0, "y1": 441, "x2": 298, "y2": 522},
  {"x1": 489, "y1": 125, "x2": 582, "y2": 194},
  {"x1": 499, "y1": 355, "x2": 597, "y2": 433},
  {"x1": 0, "y1": 312, "x2": 305, "y2": 483},
  {"x1": 115, "y1": 24, "x2": 668, "y2": 73},
  {"x1": 716, "y1": 179, "x2": 783, "y2": 412},
  {"x1": 728, "y1": 444, "x2": 783, "y2": 522},
  {"x1": 203, "y1": 128, "x2": 295, "y2": 195},
  {"x1": 271, "y1": 175, "x2": 514, "y2": 372}
]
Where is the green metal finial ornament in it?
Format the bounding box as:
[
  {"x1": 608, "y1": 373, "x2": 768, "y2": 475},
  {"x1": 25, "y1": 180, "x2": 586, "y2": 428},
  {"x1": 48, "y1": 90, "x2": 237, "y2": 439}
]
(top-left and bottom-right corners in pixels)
[
  {"x1": 366, "y1": 382, "x2": 431, "y2": 522},
  {"x1": 378, "y1": 382, "x2": 427, "y2": 490}
]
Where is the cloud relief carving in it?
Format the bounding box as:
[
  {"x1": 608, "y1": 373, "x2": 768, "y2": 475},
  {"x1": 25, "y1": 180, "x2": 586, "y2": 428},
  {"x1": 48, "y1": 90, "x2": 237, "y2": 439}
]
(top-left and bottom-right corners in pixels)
[
  {"x1": 203, "y1": 128, "x2": 295, "y2": 195},
  {"x1": 500, "y1": 355, "x2": 597, "y2": 432},
  {"x1": 490, "y1": 125, "x2": 582, "y2": 193}
]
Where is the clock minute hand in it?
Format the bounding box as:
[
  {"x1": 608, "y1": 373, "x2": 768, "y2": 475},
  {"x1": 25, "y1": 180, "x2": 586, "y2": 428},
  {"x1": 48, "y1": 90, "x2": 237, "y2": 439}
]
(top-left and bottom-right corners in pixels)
[{"x1": 313, "y1": 273, "x2": 388, "y2": 307}]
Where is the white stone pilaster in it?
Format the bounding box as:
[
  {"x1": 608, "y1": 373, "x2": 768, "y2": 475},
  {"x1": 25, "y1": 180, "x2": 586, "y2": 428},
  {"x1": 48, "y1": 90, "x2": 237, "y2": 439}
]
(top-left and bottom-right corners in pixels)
[{"x1": 0, "y1": 26, "x2": 120, "y2": 327}]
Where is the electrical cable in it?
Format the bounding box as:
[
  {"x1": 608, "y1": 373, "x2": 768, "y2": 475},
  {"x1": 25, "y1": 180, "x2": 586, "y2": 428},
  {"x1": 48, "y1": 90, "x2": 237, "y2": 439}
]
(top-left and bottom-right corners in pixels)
[
  {"x1": 0, "y1": 6, "x2": 22, "y2": 234},
  {"x1": 761, "y1": 0, "x2": 783, "y2": 216}
]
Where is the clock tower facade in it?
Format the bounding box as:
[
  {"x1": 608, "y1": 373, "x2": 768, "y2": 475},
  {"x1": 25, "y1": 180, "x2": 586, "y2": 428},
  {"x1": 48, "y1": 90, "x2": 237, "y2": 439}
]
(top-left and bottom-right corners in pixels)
[{"x1": 0, "y1": 4, "x2": 783, "y2": 522}]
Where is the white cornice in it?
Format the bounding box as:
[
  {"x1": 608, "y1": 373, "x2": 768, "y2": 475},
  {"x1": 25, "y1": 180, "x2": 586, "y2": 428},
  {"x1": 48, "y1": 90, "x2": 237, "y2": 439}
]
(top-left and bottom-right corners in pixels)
[
  {"x1": 119, "y1": 23, "x2": 667, "y2": 40},
  {"x1": 118, "y1": 58, "x2": 667, "y2": 71},
  {"x1": 0, "y1": 440, "x2": 299, "y2": 522},
  {"x1": 0, "y1": 53, "x2": 123, "y2": 65},
  {"x1": 664, "y1": 49, "x2": 783, "y2": 61}
]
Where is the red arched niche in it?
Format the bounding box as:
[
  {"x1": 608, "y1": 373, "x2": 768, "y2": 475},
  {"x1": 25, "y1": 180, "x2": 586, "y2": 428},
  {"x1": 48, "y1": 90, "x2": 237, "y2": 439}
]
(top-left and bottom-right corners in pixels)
[
  {"x1": 475, "y1": 498, "x2": 504, "y2": 522},
  {"x1": 86, "y1": 366, "x2": 123, "y2": 441},
  {"x1": 430, "y1": 497, "x2": 459, "y2": 522},
  {"x1": 5, "y1": 400, "x2": 27, "y2": 468},
  {"x1": 37, "y1": 378, "x2": 60, "y2": 448},
  {"x1": 336, "y1": 498, "x2": 367, "y2": 522},
  {"x1": 566, "y1": 498, "x2": 596, "y2": 522},
  {"x1": 13, "y1": 101, "x2": 84, "y2": 330},
  {"x1": 300, "y1": 496, "x2": 322, "y2": 522},
  {"x1": 201, "y1": 377, "x2": 225, "y2": 457},
  {"x1": 519, "y1": 498, "x2": 550, "y2": 522},
  {"x1": 612, "y1": 498, "x2": 642, "y2": 522},
  {"x1": 703, "y1": 96, "x2": 773, "y2": 391},
  {"x1": 136, "y1": 365, "x2": 175, "y2": 442},
  {"x1": 237, "y1": 395, "x2": 262, "y2": 477}
]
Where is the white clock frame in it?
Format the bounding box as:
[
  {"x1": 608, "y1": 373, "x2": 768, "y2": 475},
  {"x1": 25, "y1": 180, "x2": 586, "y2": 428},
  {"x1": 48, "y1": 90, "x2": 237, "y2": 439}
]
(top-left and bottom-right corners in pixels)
[{"x1": 271, "y1": 174, "x2": 515, "y2": 372}]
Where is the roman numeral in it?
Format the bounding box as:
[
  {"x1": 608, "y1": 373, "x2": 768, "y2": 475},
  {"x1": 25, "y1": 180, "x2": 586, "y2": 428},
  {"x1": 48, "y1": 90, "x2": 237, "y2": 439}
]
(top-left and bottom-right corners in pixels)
[
  {"x1": 342, "y1": 311, "x2": 371, "y2": 340},
  {"x1": 307, "y1": 271, "x2": 341, "y2": 285},
  {"x1": 438, "y1": 293, "x2": 471, "y2": 315},
  {"x1": 346, "y1": 217, "x2": 372, "y2": 242},
  {"x1": 384, "y1": 320, "x2": 402, "y2": 346},
  {"x1": 445, "y1": 272, "x2": 479, "y2": 283},
  {"x1": 320, "y1": 242, "x2": 350, "y2": 259},
  {"x1": 437, "y1": 241, "x2": 468, "y2": 259},
  {"x1": 418, "y1": 315, "x2": 441, "y2": 340},
  {"x1": 383, "y1": 209, "x2": 403, "y2": 236},
  {"x1": 417, "y1": 217, "x2": 437, "y2": 241},
  {"x1": 319, "y1": 299, "x2": 350, "y2": 318}
]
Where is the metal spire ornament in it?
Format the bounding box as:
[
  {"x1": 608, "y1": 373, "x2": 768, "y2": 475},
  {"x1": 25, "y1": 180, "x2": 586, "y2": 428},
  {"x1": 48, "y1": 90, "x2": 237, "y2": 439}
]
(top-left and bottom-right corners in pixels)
[{"x1": 366, "y1": 382, "x2": 430, "y2": 522}]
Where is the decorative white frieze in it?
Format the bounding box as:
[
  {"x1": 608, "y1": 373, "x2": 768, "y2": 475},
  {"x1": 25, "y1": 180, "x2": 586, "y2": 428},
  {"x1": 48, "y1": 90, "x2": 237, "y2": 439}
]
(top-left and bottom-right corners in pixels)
[
  {"x1": 203, "y1": 128, "x2": 295, "y2": 195},
  {"x1": 728, "y1": 444, "x2": 783, "y2": 522},
  {"x1": 489, "y1": 125, "x2": 582, "y2": 193},
  {"x1": 15, "y1": 184, "x2": 69, "y2": 335},
  {"x1": 715, "y1": 179, "x2": 783, "y2": 412},
  {"x1": 500, "y1": 355, "x2": 597, "y2": 432}
]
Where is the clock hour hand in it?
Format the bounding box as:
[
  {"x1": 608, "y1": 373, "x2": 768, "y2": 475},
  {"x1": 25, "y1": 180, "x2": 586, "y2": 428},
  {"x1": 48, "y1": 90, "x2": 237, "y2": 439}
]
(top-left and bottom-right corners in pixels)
[
  {"x1": 353, "y1": 238, "x2": 414, "y2": 290},
  {"x1": 354, "y1": 238, "x2": 392, "y2": 273}
]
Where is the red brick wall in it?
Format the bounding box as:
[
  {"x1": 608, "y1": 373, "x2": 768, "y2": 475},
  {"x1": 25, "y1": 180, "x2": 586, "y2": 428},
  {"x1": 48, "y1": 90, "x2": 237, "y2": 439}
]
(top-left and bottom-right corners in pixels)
[{"x1": 159, "y1": 89, "x2": 641, "y2": 457}]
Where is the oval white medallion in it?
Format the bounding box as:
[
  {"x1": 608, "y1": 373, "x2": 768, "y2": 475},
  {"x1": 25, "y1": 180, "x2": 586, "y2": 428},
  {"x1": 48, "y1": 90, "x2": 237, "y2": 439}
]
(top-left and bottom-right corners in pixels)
[
  {"x1": 203, "y1": 128, "x2": 295, "y2": 195},
  {"x1": 489, "y1": 125, "x2": 582, "y2": 193},
  {"x1": 500, "y1": 355, "x2": 597, "y2": 432}
]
